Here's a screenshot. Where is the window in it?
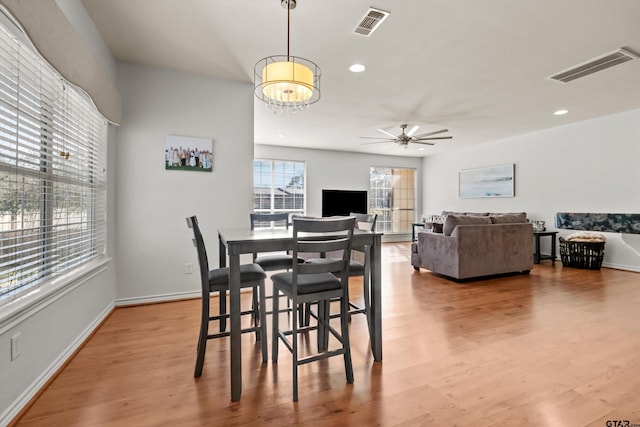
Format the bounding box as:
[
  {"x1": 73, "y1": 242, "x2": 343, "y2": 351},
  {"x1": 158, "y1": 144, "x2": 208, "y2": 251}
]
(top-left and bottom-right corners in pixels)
[
  {"x1": 0, "y1": 17, "x2": 107, "y2": 301},
  {"x1": 369, "y1": 167, "x2": 415, "y2": 233},
  {"x1": 253, "y1": 159, "x2": 305, "y2": 221}
]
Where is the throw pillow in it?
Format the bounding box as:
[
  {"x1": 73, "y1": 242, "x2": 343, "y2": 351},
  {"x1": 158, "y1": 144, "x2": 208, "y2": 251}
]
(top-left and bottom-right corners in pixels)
[
  {"x1": 443, "y1": 214, "x2": 492, "y2": 236},
  {"x1": 432, "y1": 223, "x2": 444, "y2": 233},
  {"x1": 490, "y1": 213, "x2": 528, "y2": 224}
]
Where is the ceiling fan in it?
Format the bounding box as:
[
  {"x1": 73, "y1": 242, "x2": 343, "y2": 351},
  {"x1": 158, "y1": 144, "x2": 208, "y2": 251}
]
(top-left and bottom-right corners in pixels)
[{"x1": 360, "y1": 124, "x2": 452, "y2": 148}]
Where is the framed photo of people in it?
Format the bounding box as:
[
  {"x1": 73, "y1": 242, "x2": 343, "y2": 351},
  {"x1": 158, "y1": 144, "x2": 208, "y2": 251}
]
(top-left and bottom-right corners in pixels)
[{"x1": 165, "y1": 134, "x2": 213, "y2": 172}]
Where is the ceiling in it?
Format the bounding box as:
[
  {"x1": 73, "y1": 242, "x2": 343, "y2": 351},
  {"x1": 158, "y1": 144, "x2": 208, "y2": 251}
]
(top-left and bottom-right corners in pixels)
[{"x1": 81, "y1": 0, "x2": 640, "y2": 157}]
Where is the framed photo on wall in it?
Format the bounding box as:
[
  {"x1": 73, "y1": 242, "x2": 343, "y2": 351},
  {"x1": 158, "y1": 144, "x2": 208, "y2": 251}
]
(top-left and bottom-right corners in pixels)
[
  {"x1": 459, "y1": 163, "x2": 514, "y2": 198},
  {"x1": 165, "y1": 134, "x2": 213, "y2": 172}
]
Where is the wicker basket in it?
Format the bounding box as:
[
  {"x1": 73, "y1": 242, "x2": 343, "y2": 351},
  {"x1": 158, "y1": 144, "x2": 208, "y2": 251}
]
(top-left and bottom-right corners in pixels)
[{"x1": 559, "y1": 237, "x2": 605, "y2": 270}]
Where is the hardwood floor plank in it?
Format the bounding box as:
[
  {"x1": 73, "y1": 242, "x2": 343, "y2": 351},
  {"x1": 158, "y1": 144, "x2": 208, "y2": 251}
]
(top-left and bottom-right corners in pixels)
[{"x1": 12, "y1": 243, "x2": 640, "y2": 426}]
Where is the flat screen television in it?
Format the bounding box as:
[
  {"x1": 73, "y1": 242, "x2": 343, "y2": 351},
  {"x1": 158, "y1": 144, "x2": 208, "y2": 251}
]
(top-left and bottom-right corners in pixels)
[{"x1": 322, "y1": 189, "x2": 368, "y2": 217}]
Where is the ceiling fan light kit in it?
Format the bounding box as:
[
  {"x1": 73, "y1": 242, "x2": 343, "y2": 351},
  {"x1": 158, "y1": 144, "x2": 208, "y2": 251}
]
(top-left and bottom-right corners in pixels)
[{"x1": 254, "y1": 0, "x2": 321, "y2": 114}]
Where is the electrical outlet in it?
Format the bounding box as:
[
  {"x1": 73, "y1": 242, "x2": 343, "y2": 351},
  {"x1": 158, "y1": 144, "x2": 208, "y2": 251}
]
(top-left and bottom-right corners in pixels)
[
  {"x1": 10, "y1": 333, "x2": 21, "y2": 361},
  {"x1": 185, "y1": 263, "x2": 193, "y2": 274}
]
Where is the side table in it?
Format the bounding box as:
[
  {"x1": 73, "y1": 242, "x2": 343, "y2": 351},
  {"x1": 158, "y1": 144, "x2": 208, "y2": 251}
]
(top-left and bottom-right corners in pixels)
[
  {"x1": 412, "y1": 223, "x2": 426, "y2": 241},
  {"x1": 534, "y1": 231, "x2": 558, "y2": 264}
]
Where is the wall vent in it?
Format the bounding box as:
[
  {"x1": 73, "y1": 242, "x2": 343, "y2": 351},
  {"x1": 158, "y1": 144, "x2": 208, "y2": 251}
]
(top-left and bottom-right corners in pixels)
[
  {"x1": 353, "y1": 7, "x2": 390, "y2": 37},
  {"x1": 549, "y1": 48, "x2": 638, "y2": 83}
]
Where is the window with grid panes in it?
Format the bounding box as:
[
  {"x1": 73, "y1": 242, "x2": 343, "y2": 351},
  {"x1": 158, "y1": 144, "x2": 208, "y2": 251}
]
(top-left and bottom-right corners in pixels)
[
  {"x1": 253, "y1": 159, "x2": 305, "y2": 227},
  {"x1": 0, "y1": 14, "x2": 107, "y2": 302}
]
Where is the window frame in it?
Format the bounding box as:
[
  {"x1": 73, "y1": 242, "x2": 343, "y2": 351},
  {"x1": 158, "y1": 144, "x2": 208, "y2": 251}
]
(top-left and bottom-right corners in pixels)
[
  {"x1": 0, "y1": 11, "x2": 108, "y2": 307},
  {"x1": 253, "y1": 158, "x2": 306, "y2": 219}
]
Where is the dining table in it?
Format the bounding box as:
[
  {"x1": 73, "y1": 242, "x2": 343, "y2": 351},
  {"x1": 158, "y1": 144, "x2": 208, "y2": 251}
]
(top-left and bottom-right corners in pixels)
[{"x1": 217, "y1": 226, "x2": 383, "y2": 401}]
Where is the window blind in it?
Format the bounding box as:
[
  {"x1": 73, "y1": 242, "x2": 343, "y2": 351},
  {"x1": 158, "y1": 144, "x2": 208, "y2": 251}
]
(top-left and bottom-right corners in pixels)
[{"x1": 0, "y1": 16, "x2": 107, "y2": 301}]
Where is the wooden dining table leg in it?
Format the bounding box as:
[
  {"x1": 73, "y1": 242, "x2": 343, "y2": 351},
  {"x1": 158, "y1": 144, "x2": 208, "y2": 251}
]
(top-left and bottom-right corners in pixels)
[
  {"x1": 369, "y1": 234, "x2": 382, "y2": 361},
  {"x1": 229, "y1": 252, "x2": 242, "y2": 401}
]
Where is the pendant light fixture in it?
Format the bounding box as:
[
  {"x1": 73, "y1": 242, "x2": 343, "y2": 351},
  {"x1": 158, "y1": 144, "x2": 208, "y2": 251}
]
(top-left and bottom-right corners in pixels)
[{"x1": 254, "y1": 0, "x2": 321, "y2": 113}]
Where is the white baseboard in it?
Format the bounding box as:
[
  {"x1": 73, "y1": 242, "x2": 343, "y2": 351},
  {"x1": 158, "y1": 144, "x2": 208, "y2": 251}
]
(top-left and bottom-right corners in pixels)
[
  {"x1": 381, "y1": 233, "x2": 411, "y2": 243},
  {"x1": 1, "y1": 301, "x2": 114, "y2": 427},
  {"x1": 115, "y1": 290, "x2": 200, "y2": 307},
  {"x1": 601, "y1": 261, "x2": 640, "y2": 273},
  {"x1": 548, "y1": 256, "x2": 640, "y2": 273}
]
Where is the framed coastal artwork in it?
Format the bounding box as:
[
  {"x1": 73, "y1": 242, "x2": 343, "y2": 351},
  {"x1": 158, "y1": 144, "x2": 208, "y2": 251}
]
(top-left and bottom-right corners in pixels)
[
  {"x1": 458, "y1": 163, "x2": 514, "y2": 198},
  {"x1": 165, "y1": 134, "x2": 213, "y2": 172}
]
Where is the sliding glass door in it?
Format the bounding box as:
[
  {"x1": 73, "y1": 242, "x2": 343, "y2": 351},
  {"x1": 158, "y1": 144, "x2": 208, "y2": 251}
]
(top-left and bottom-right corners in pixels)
[{"x1": 369, "y1": 167, "x2": 415, "y2": 233}]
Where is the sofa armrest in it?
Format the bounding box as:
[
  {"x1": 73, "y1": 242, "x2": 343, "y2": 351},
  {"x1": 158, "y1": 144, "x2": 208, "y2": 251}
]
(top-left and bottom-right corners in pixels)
[{"x1": 417, "y1": 231, "x2": 459, "y2": 275}]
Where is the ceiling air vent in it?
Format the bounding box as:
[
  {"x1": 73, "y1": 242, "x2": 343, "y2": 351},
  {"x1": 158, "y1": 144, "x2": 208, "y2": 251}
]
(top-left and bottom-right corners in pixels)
[
  {"x1": 549, "y1": 48, "x2": 638, "y2": 83},
  {"x1": 353, "y1": 7, "x2": 390, "y2": 37}
]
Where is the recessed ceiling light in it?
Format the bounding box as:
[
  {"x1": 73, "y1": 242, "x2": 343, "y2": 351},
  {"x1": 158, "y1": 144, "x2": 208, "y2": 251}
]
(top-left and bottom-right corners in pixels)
[
  {"x1": 278, "y1": 134, "x2": 286, "y2": 138},
  {"x1": 554, "y1": 109, "x2": 569, "y2": 116},
  {"x1": 349, "y1": 64, "x2": 366, "y2": 73},
  {"x1": 418, "y1": 148, "x2": 425, "y2": 151}
]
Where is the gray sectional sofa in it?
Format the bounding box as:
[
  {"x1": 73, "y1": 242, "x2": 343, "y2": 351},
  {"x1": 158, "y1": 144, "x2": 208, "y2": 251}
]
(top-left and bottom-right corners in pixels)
[{"x1": 411, "y1": 212, "x2": 534, "y2": 280}]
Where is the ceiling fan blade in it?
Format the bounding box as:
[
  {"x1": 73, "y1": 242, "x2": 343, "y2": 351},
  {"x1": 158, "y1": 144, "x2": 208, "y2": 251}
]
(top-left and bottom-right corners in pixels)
[
  {"x1": 410, "y1": 141, "x2": 436, "y2": 146},
  {"x1": 413, "y1": 136, "x2": 453, "y2": 141},
  {"x1": 406, "y1": 125, "x2": 420, "y2": 136},
  {"x1": 411, "y1": 129, "x2": 449, "y2": 139},
  {"x1": 377, "y1": 128, "x2": 398, "y2": 138},
  {"x1": 359, "y1": 136, "x2": 395, "y2": 140}
]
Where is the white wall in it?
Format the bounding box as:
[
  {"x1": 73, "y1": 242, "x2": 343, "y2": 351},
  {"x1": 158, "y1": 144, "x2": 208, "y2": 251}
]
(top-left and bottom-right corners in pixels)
[
  {"x1": 422, "y1": 108, "x2": 640, "y2": 271},
  {"x1": 115, "y1": 62, "x2": 255, "y2": 304},
  {"x1": 255, "y1": 144, "x2": 423, "y2": 224}
]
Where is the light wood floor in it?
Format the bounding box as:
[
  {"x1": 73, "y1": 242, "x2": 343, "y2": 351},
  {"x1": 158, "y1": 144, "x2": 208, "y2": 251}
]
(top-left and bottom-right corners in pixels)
[{"x1": 12, "y1": 243, "x2": 640, "y2": 426}]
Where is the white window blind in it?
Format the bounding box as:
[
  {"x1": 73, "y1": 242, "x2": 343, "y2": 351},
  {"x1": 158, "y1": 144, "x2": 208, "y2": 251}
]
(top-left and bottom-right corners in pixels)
[{"x1": 0, "y1": 16, "x2": 107, "y2": 301}]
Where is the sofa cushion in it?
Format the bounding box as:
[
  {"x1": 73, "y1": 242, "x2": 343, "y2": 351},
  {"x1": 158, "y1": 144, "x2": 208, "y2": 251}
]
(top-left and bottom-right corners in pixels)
[
  {"x1": 490, "y1": 213, "x2": 528, "y2": 224},
  {"x1": 443, "y1": 214, "x2": 492, "y2": 236},
  {"x1": 489, "y1": 212, "x2": 527, "y2": 217},
  {"x1": 441, "y1": 211, "x2": 489, "y2": 216}
]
